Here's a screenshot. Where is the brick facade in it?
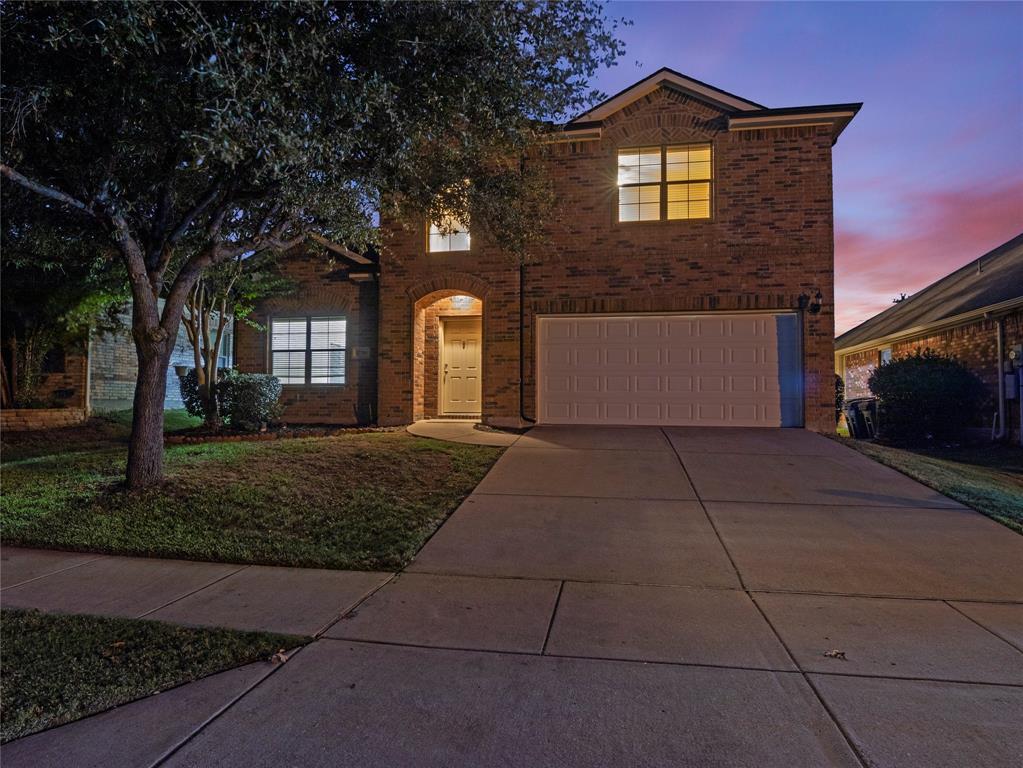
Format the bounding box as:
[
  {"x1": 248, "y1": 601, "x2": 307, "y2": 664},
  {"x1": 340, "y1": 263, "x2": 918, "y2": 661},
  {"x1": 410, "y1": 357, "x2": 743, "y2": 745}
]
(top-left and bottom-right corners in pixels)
[
  {"x1": 239, "y1": 85, "x2": 842, "y2": 431},
  {"x1": 840, "y1": 310, "x2": 1023, "y2": 434},
  {"x1": 234, "y1": 250, "x2": 378, "y2": 425},
  {"x1": 34, "y1": 345, "x2": 89, "y2": 409},
  {"x1": 1, "y1": 407, "x2": 87, "y2": 432},
  {"x1": 378, "y1": 87, "x2": 837, "y2": 431}
]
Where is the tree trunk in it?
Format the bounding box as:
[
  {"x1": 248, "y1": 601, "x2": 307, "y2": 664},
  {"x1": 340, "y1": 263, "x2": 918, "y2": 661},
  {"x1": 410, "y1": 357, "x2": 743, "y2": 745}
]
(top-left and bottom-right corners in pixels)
[{"x1": 126, "y1": 349, "x2": 171, "y2": 489}]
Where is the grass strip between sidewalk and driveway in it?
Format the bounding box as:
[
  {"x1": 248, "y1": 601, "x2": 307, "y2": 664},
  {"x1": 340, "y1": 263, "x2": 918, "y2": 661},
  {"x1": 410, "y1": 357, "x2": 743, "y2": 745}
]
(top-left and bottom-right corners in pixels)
[
  {"x1": 835, "y1": 438, "x2": 1023, "y2": 534},
  {"x1": 1, "y1": 431, "x2": 502, "y2": 570},
  {"x1": 1, "y1": 608, "x2": 306, "y2": 743}
]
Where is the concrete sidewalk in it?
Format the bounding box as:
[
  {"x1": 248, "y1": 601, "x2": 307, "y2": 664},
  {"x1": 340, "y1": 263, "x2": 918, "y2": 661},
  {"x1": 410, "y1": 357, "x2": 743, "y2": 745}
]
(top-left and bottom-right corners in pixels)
[{"x1": 3, "y1": 426, "x2": 1022, "y2": 767}]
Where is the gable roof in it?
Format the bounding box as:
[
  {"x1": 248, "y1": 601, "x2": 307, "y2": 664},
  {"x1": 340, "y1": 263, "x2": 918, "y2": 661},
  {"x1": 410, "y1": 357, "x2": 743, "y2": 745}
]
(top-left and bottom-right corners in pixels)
[
  {"x1": 563, "y1": 67, "x2": 862, "y2": 145},
  {"x1": 836, "y1": 233, "x2": 1023, "y2": 352},
  {"x1": 570, "y1": 67, "x2": 765, "y2": 120}
]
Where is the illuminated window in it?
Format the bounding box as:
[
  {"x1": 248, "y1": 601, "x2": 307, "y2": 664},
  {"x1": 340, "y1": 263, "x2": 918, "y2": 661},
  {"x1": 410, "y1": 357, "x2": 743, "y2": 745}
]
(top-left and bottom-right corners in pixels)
[
  {"x1": 617, "y1": 143, "x2": 712, "y2": 222},
  {"x1": 428, "y1": 215, "x2": 470, "y2": 252},
  {"x1": 270, "y1": 316, "x2": 346, "y2": 385}
]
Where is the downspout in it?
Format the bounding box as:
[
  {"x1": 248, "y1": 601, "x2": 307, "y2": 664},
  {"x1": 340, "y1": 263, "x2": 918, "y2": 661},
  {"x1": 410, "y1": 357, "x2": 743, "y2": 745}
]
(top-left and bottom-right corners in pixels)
[
  {"x1": 992, "y1": 315, "x2": 1007, "y2": 441},
  {"x1": 519, "y1": 261, "x2": 536, "y2": 426}
]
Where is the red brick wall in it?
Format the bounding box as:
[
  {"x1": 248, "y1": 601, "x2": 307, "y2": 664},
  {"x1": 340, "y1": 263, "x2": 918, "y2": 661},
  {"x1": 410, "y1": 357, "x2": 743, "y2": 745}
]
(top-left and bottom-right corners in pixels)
[
  {"x1": 234, "y1": 250, "x2": 378, "y2": 425},
  {"x1": 379, "y1": 86, "x2": 837, "y2": 430},
  {"x1": 839, "y1": 310, "x2": 1023, "y2": 434}
]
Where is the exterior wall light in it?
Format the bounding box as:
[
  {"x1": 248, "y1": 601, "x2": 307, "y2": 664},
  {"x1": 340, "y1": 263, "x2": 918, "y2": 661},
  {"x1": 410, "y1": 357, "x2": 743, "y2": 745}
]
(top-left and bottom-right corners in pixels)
[{"x1": 798, "y1": 290, "x2": 823, "y2": 314}]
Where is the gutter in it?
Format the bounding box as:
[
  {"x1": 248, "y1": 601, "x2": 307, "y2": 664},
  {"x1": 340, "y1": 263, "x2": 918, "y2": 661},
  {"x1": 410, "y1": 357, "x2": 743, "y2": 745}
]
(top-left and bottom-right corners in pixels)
[
  {"x1": 992, "y1": 314, "x2": 1008, "y2": 441},
  {"x1": 519, "y1": 261, "x2": 536, "y2": 426}
]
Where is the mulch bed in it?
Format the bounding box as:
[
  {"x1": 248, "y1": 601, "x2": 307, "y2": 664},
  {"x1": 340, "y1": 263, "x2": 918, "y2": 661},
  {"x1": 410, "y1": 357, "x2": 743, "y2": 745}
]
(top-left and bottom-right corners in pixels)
[{"x1": 164, "y1": 424, "x2": 405, "y2": 445}]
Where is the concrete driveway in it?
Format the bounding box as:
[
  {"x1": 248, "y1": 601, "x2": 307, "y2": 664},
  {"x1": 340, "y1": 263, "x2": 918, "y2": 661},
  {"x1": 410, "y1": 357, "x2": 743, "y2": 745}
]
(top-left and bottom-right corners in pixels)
[{"x1": 5, "y1": 427, "x2": 1022, "y2": 768}]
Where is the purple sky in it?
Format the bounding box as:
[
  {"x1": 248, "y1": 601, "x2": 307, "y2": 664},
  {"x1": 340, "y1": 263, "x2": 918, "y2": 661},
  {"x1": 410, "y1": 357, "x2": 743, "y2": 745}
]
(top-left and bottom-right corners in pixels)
[{"x1": 596, "y1": 1, "x2": 1023, "y2": 333}]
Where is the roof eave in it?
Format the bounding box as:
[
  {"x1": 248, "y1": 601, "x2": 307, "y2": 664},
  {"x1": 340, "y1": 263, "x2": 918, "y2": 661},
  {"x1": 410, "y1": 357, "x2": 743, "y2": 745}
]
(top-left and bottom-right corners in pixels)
[
  {"x1": 835, "y1": 296, "x2": 1023, "y2": 356},
  {"x1": 728, "y1": 103, "x2": 863, "y2": 145}
]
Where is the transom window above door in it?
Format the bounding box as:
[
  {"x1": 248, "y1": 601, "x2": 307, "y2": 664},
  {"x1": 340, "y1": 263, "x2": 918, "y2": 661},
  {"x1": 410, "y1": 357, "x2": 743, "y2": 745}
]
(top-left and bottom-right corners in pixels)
[
  {"x1": 270, "y1": 316, "x2": 346, "y2": 385},
  {"x1": 617, "y1": 143, "x2": 712, "y2": 222},
  {"x1": 428, "y1": 215, "x2": 471, "y2": 252}
]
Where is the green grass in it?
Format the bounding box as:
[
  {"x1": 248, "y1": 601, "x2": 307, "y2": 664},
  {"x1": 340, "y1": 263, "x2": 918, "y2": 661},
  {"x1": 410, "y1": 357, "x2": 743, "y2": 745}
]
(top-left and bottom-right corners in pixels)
[
  {"x1": 101, "y1": 407, "x2": 202, "y2": 433},
  {"x1": 836, "y1": 438, "x2": 1023, "y2": 534},
  {"x1": 1, "y1": 432, "x2": 501, "y2": 570},
  {"x1": 1, "y1": 608, "x2": 304, "y2": 743},
  {"x1": 0, "y1": 409, "x2": 201, "y2": 463}
]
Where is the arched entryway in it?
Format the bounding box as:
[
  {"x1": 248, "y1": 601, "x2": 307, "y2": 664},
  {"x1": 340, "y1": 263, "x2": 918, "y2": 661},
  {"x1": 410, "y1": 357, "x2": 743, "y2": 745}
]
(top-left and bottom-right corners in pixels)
[{"x1": 412, "y1": 289, "x2": 484, "y2": 421}]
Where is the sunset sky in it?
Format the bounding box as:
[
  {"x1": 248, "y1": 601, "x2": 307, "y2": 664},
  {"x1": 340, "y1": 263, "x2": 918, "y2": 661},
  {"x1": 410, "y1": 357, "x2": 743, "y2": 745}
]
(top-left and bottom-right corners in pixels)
[{"x1": 598, "y1": 1, "x2": 1023, "y2": 333}]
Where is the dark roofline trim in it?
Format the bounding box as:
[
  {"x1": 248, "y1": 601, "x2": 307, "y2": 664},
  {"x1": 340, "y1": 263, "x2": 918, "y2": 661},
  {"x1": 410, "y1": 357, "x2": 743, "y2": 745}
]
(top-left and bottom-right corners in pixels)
[{"x1": 730, "y1": 103, "x2": 863, "y2": 118}]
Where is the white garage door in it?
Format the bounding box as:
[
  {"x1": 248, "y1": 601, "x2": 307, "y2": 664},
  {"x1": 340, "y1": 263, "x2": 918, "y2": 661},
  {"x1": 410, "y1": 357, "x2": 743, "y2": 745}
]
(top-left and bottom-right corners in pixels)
[{"x1": 537, "y1": 313, "x2": 802, "y2": 427}]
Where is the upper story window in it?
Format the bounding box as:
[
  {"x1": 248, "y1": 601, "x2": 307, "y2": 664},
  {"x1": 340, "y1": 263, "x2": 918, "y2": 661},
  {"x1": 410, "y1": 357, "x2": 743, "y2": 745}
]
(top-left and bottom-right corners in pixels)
[
  {"x1": 428, "y1": 215, "x2": 470, "y2": 252},
  {"x1": 617, "y1": 143, "x2": 712, "y2": 222},
  {"x1": 270, "y1": 316, "x2": 346, "y2": 385}
]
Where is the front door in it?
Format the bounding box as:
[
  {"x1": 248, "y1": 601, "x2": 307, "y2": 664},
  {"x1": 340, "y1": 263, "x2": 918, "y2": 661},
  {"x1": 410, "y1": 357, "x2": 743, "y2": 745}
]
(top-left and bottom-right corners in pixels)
[{"x1": 440, "y1": 317, "x2": 482, "y2": 415}]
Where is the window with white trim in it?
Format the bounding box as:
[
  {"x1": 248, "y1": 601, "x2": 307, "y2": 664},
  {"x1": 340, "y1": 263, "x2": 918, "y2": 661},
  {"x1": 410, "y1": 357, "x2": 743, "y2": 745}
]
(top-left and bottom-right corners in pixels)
[
  {"x1": 270, "y1": 316, "x2": 346, "y2": 385},
  {"x1": 428, "y1": 215, "x2": 470, "y2": 252},
  {"x1": 617, "y1": 143, "x2": 712, "y2": 222}
]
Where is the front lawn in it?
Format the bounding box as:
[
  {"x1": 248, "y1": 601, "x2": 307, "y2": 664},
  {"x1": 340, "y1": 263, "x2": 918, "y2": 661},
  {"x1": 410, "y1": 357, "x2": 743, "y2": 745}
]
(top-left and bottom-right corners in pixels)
[
  {"x1": 1, "y1": 432, "x2": 500, "y2": 569},
  {"x1": 0, "y1": 408, "x2": 201, "y2": 463},
  {"x1": 1, "y1": 609, "x2": 304, "y2": 742},
  {"x1": 837, "y1": 438, "x2": 1023, "y2": 534}
]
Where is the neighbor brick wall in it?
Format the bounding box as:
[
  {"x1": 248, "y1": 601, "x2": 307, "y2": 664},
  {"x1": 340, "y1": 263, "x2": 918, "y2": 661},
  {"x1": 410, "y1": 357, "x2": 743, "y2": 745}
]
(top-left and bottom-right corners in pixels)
[
  {"x1": 34, "y1": 346, "x2": 89, "y2": 409},
  {"x1": 379, "y1": 86, "x2": 837, "y2": 430},
  {"x1": 839, "y1": 309, "x2": 1023, "y2": 434},
  {"x1": 1, "y1": 407, "x2": 87, "y2": 432},
  {"x1": 234, "y1": 250, "x2": 378, "y2": 425}
]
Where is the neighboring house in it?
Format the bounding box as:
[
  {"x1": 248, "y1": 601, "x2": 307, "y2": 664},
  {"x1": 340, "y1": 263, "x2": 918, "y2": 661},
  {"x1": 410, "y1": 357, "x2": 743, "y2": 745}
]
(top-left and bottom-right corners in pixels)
[
  {"x1": 836, "y1": 233, "x2": 1023, "y2": 438},
  {"x1": 235, "y1": 67, "x2": 861, "y2": 431},
  {"x1": 30, "y1": 300, "x2": 233, "y2": 414}
]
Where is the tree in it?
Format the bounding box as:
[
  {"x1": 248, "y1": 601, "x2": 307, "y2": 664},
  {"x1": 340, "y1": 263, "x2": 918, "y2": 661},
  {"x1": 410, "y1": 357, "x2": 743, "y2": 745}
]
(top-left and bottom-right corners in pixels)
[
  {"x1": 1, "y1": 190, "x2": 127, "y2": 407},
  {"x1": 2, "y1": 1, "x2": 624, "y2": 487},
  {"x1": 181, "y1": 254, "x2": 292, "y2": 428}
]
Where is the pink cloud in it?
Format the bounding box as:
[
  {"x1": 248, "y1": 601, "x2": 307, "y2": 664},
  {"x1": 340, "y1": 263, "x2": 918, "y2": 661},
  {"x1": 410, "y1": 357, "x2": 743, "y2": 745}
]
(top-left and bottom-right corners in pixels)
[{"x1": 835, "y1": 175, "x2": 1023, "y2": 334}]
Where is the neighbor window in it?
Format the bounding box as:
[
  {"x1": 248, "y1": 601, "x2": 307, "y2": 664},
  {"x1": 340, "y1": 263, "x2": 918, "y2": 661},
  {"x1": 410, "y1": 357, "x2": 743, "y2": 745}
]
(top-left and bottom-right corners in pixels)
[
  {"x1": 617, "y1": 143, "x2": 712, "y2": 222},
  {"x1": 270, "y1": 316, "x2": 346, "y2": 385},
  {"x1": 880, "y1": 348, "x2": 893, "y2": 365},
  {"x1": 428, "y1": 215, "x2": 471, "y2": 252}
]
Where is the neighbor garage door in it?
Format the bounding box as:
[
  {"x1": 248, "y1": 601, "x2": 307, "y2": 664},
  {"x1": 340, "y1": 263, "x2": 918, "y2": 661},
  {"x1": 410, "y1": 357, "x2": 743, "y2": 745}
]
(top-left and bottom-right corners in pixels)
[{"x1": 536, "y1": 313, "x2": 802, "y2": 427}]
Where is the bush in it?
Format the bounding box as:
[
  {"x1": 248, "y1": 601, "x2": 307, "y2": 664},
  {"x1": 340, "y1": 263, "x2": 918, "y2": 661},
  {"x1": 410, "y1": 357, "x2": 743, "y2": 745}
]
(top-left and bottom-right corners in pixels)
[
  {"x1": 835, "y1": 374, "x2": 845, "y2": 424},
  {"x1": 178, "y1": 368, "x2": 204, "y2": 419},
  {"x1": 218, "y1": 372, "x2": 282, "y2": 431},
  {"x1": 867, "y1": 350, "x2": 987, "y2": 445}
]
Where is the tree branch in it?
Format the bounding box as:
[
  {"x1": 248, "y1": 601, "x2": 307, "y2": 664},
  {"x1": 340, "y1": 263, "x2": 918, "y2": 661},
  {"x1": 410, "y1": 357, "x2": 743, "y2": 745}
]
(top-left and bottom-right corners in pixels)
[{"x1": 0, "y1": 163, "x2": 98, "y2": 219}]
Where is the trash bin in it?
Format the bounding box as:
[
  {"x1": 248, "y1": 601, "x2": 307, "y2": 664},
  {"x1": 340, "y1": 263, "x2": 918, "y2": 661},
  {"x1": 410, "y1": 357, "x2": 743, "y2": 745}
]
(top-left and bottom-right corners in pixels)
[{"x1": 844, "y1": 397, "x2": 878, "y2": 439}]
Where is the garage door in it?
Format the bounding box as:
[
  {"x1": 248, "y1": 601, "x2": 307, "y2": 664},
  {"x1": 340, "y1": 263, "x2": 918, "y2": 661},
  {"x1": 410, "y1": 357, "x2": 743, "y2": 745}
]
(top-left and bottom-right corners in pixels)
[{"x1": 536, "y1": 313, "x2": 802, "y2": 427}]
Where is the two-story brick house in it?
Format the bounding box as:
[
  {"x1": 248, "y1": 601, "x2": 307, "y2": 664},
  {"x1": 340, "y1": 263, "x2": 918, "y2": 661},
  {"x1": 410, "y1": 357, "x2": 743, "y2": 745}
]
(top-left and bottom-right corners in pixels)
[{"x1": 235, "y1": 68, "x2": 860, "y2": 432}]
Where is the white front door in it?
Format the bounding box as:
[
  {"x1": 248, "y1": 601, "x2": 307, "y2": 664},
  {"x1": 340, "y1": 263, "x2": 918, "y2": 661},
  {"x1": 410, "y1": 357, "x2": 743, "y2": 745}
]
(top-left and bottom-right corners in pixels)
[
  {"x1": 441, "y1": 317, "x2": 482, "y2": 415},
  {"x1": 536, "y1": 313, "x2": 802, "y2": 427}
]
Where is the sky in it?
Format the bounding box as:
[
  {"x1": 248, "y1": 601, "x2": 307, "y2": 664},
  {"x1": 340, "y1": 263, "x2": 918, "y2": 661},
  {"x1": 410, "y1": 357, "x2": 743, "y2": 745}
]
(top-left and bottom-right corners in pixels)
[{"x1": 595, "y1": 1, "x2": 1023, "y2": 333}]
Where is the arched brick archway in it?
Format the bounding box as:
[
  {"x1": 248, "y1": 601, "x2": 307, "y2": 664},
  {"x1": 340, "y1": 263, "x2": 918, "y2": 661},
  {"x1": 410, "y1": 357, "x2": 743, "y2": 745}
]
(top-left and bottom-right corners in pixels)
[
  {"x1": 412, "y1": 285, "x2": 485, "y2": 421},
  {"x1": 406, "y1": 272, "x2": 492, "y2": 303}
]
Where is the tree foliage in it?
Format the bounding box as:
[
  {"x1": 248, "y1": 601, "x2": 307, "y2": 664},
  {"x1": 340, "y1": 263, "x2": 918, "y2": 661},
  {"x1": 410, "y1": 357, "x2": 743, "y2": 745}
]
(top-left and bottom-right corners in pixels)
[{"x1": 1, "y1": 1, "x2": 624, "y2": 486}]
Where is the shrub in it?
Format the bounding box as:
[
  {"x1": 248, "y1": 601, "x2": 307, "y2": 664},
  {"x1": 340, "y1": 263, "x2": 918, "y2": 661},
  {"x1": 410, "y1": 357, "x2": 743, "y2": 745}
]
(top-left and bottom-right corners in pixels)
[
  {"x1": 835, "y1": 374, "x2": 845, "y2": 424},
  {"x1": 178, "y1": 368, "x2": 205, "y2": 419},
  {"x1": 867, "y1": 349, "x2": 987, "y2": 445},
  {"x1": 218, "y1": 372, "x2": 282, "y2": 431}
]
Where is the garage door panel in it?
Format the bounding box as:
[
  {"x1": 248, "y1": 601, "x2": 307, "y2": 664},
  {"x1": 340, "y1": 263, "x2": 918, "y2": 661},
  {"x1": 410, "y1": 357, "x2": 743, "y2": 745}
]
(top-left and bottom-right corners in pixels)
[{"x1": 538, "y1": 313, "x2": 802, "y2": 427}]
